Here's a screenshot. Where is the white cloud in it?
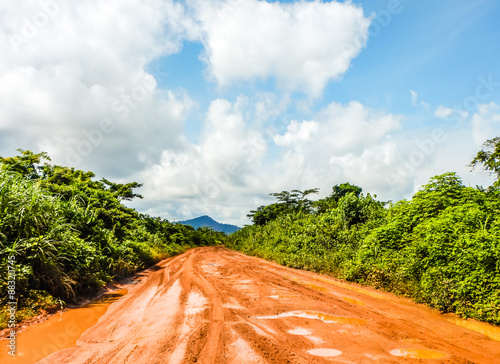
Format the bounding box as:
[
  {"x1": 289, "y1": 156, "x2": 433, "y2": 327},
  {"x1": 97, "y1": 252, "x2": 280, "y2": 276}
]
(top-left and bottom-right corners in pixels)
[
  {"x1": 434, "y1": 105, "x2": 453, "y2": 119},
  {"x1": 410, "y1": 90, "x2": 430, "y2": 109},
  {"x1": 267, "y1": 101, "x2": 404, "y2": 201},
  {"x1": 0, "y1": 0, "x2": 196, "y2": 176},
  {"x1": 315, "y1": 101, "x2": 402, "y2": 152},
  {"x1": 471, "y1": 102, "x2": 500, "y2": 147},
  {"x1": 135, "y1": 97, "x2": 268, "y2": 224},
  {"x1": 2, "y1": 1, "x2": 496, "y2": 227},
  {"x1": 115, "y1": 98, "x2": 408, "y2": 225},
  {"x1": 191, "y1": 0, "x2": 371, "y2": 95},
  {"x1": 410, "y1": 90, "x2": 418, "y2": 106},
  {"x1": 434, "y1": 105, "x2": 469, "y2": 120},
  {"x1": 273, "y1": 120, "x2": 319, "y2": 146}
]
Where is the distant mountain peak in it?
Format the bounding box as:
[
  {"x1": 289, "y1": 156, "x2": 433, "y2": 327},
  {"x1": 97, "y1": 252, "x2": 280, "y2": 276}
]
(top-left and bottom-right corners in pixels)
[{"x1": 178, "y1": 215, "x2": 240, "y2": 234}]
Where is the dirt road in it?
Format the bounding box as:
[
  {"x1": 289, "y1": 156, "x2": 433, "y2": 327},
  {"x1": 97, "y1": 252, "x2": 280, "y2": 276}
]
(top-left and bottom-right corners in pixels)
[{"x1": 38, "y1": 247, "x2": 500, "y2": 363}]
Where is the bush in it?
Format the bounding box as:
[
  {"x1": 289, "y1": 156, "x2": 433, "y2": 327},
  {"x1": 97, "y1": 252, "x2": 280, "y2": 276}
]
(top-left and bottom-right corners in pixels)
[{"x1": 227, "y1": 174, "x2": 500, "y2": 325}]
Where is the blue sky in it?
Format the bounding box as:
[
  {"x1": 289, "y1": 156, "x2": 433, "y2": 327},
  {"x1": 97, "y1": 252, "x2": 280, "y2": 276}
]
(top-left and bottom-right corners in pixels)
[
  {"x1": 1, "y1": 0, "x2": 500, "y2": 224},
  {"x1": 154, "y1": 0, "x2": 500, "y2": 116}
]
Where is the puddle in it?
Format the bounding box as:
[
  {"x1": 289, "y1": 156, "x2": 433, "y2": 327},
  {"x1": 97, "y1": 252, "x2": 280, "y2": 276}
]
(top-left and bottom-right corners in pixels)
[
  {"x1": 314, "y1": 276, "x2": 389, "y2": 300},
  {"x1": 390, "y1": 348, "x2": 448, "y2": 359},
  {"x1": 288, "y1": 328, "x2": 312, "y2": 336},
  {"x1": 205, "y1": 263, "x2": 220, "y2": 266},
  {"x1": 342, "y1": 296, "x2": 365, "y2": 305},
  {"x1": 257, "y1": 311, "x2": 367, "y2": 325},
  {"x1": 307, "y1": 348, "x2": 342, "y2": 357},
  {"x1": 445, "y1": 315, "x2": 500, "y2": 341},
  {"x1": 296, "y1": 275, "x2": 500, "y2": 342},
  {"x1": 0, "y1": 289, "x2": 127, "y2": 364},
  {"x1": 304, "y1": 283, "x2": 329, "y2": 292},
  {"x1": 267, "y1": 295, "x2": 298, "y2": 300}
]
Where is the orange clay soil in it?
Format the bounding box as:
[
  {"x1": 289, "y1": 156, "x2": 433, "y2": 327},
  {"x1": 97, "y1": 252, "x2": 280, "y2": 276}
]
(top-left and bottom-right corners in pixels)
[{"x1": 3, "y1": 246, "x2": 500, "y2": 363}]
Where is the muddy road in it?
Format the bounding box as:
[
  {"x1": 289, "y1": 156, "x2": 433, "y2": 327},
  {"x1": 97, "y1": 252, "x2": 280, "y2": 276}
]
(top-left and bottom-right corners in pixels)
[{"x1": 28, "y1": 247, "x2": 500, "y2": 363}]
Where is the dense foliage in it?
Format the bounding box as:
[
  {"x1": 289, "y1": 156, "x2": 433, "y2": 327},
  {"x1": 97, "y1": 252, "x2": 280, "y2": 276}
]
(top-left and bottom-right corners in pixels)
[
  {"x1": 228, "y1": 167, "x2": 500, "y2": 325},
  {"x1": 0, "y1": 150, "x2": 225, "y2": 328}
]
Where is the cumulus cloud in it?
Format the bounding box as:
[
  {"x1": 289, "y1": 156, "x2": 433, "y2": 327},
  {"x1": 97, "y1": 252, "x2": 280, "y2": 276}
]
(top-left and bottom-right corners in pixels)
[
  {"x1": 261, "y1": 101, "x2": 406, "y2": 202},
  {"x1": 135, "y1": 98, "x2": 408, "y2": 224},
  {"x1": 471, "y1": 102, "x2": 500, "y2": 147},
  {"x1": 0, "y1": 0, "x2": 196, "y2": 176},
  {"x1": 3, "y1": 1, "x2": 493, "y2": 227},
  {"x1": 190, "y1": 0, "x2": 371, "y2": 95},
  {"x1": 274, "y1": 120, "x2": 319, "y2": 146},
  {"x1": 134, "y1": 96, "x2": 268, "y2": 224}
]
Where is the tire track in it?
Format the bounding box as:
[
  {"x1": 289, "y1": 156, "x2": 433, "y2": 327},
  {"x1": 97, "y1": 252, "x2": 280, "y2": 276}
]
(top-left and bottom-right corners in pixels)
[{"x1": 28, "y1": 246, "x2": 500, "y2": 364}]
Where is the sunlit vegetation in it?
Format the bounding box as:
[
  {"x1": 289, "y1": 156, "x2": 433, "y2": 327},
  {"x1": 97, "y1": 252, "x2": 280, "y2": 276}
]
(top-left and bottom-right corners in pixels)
[
  {"x1": 228, "y1": 139, "x2": 500, "y2": 325},
  {"x1": 0, "y1": 150, "x2": 225, "y2": 329}
]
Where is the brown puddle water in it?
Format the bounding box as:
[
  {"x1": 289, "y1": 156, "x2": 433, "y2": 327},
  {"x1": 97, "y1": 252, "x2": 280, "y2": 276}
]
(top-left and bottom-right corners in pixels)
[
  {"x1": 445, "y1": 315, "x2": 500, "y2": 341},
  {"x1": 257, "y1": 310, "x2": 367, "y2": 325},
  {"x1": 304, "y1": 283, "x2": 329, "y2": 292},
  {"x1": 390, "y1": 348, "x2": 448, "y2": 359},
  {"x1": 342, "y1": 296, "x2": 365, "y2": 305},
  {"x1": 0, "y1": 289, "x2": 127, "y2": 364},
  {"x1": 313, "y1": 275, "x2": 500, "y2": 341},
  {"x1": 268, "y1": 295, "x2": 298, "y2": 300},
  {"x1": 313, "y1": 276, "x2": 390, "y2": 300}
]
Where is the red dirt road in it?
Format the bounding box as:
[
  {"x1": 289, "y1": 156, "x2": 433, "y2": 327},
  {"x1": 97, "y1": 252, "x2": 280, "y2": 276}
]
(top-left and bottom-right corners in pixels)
[{"x1": 38, "y1": 247, "x2": 500, "y2": 363}]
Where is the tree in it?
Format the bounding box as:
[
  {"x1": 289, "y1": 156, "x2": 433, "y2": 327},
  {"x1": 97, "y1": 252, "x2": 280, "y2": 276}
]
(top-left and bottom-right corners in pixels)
[
  {"x1": 0, "y1": 149, "x2": 50, "y2": 179},
  {"x1": 314, "y1": 183, "x2": 363, "y2": 213},
  {"x1": 101, "y1": 178, "x2": 143, "y2": 201},
  {"x1": 470, "y1": 137, "x2": 500, "y2": 187},
  {"x1": 330, "y1": 182, "x2": 362, "y2": 201},
  {"x1": 247, "y1": 188, "x2": 319, "y2": 225},
  {"x1": 247, "y1": 203, "x2": 289, "y2": 226}
]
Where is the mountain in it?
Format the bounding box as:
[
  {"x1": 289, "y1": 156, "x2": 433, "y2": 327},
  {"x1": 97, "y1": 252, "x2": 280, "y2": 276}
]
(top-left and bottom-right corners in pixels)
[{"x1": 177, "y1": 215, "x2": 240, "y2": 234}]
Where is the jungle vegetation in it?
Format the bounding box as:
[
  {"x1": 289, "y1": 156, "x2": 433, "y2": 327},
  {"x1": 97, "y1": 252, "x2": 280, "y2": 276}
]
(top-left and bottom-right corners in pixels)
[
  {"x1": 0, "y1": 150, "x2": 225, "y2": 329},
  {"x1": 228, "y1": 138, "x2": 500, "y2": 325}
]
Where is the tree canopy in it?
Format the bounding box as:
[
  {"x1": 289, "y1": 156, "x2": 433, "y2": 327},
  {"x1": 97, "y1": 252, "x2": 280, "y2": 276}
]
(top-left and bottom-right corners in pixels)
[{"x1": 470, "y1": 136, "x2": 500, "y2": 187}]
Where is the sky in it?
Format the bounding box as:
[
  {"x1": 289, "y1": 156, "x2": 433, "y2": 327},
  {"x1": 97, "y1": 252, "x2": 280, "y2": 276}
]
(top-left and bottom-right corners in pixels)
[{"x1": 1, "y1": 0, "x2": 500, "y2": 225}]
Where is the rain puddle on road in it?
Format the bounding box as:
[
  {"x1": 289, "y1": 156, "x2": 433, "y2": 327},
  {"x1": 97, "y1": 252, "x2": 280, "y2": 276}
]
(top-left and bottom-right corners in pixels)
[
  {"x1": 267, "y1": 295, "x2": 298, "y2": 300},
  {"x1": 304, "y1": 283, "x2": 329, "y2": 292},
  {"x1": 390, "y1": 348, "x2": 448, "y2": 359},
  {"x1": 445, "y1": 315, "x2": 500, "y2": 341},
  {"x1": 257, "y1": 311, "x2": 367, "y2": 325},
  {"x1": 307, "y1": 348, "x2": 342, "y2": 357},
  {"x1": 0, "y1": 289, "x2": 127, "y2": 364},
  {"x1": 313, "y1": 276, "x2": 390, "y2": 300},
  {"x1": 342, "y1": 296, "x2": 365, "y2": 305}
]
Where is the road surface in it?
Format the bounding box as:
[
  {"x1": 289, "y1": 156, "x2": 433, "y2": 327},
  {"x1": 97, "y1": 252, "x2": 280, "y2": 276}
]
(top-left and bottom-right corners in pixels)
[{"x1": 38, "y1": 246, "x2": 500, "y2": 363}]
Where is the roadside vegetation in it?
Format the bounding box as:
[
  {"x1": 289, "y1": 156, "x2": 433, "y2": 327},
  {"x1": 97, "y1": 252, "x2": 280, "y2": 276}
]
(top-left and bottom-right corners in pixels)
[
  {"x1": 0, "y1": 150, "x2": 225, "y2": 329},
  {"x1": 227, "y1": 138, "x2": 500, "y2": 325}
]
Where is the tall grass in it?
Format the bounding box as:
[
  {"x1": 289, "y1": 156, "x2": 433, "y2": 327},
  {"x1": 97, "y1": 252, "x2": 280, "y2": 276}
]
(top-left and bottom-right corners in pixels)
[{"x1": 0, "y1": 165, "x2": 226, "y2": 329}]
